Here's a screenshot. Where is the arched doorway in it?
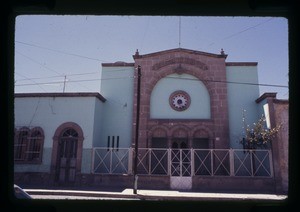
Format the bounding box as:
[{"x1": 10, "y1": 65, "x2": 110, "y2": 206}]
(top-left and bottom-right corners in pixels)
[
  {"x1": 170, "y1": 127, "x2": 192, "y2": 190},
  {"x1": 51, "y1": 122, "x2": 84, "y2": 185}
]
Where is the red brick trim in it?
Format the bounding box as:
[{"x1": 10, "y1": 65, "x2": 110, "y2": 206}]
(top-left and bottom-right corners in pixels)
[
  {"x1": 51, "y1": 122, "x2": 84, "y2": 182},
  {"x1": 148, "y1": 125, "x2": 169, "y2": 137},
  {"x1": 273, "y1": 99, "x2": 289, "y2": 104},
  {"x1": 133, "y1": 48, "x2": 227, "y2": 59},
  {"x1": 255, "y1": 92, "x2": 277, "y2": 103},
  {"x1": 152, "y1": 57, "x2": 208, "y2": 71},
  {"x1": 132, "y1": 49, "x2": 230, "y2": 149}
]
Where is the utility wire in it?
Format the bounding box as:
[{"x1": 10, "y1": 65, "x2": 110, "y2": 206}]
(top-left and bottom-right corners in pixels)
[
  {"x1": 15, "y1": 75, "x2": 288, "y2": 88},
  {"x1": 15, "y1": 76, "x2": 134, "y2": 86},
  {"x1": 16, "y1": 71, "x2": 100, "y2": 82},
  {"x1": 16, "y1": 50, "x2": 63, "y2": 76},
  {"x1": 208, "y1": 17, "x2": 274, "y2": 47},
  {"x1": 223, "y1": 18, "x2": 274, "y2": 40},
  {"x1": 16, "y1": 40, "x2": 107, "y2": 62},
  {"x1": 15, "y1": 72, "x2": 48, "y2": 92},
  {"x1": 165, "y1": 76, "x2": 288, "y2": 88}
]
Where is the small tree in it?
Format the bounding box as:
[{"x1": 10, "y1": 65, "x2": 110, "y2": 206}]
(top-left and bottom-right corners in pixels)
[
  {"x1": 241, "y1": 110, "x2": 281, "y2": 150},
  {"x1": 240, "y1": 110, "x2": 281, "y2": 176}
]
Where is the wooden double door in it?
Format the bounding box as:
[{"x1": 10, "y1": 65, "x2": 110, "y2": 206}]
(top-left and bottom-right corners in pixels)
[{"x1": 56, "y1": 129, "x2": 78, "y2": 185}]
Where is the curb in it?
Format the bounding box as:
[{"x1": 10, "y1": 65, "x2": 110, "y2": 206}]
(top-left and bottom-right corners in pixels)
[{"x1": 25, "y1": 189, "x2": 287, "y2": 202}]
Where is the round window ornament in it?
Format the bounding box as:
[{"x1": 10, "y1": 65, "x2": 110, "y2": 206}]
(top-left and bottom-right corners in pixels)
[{"x1": 169, "y1": 90, "x2": 191, "y2": 111}]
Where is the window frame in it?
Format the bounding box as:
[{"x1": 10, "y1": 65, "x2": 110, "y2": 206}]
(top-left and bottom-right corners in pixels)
[{"x1": 14, "y1": 127, "x2": 44, "y2": 164}]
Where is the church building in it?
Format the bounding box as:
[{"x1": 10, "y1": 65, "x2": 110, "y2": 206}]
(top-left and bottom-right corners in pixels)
[{"x1": 14, "y1": 48, "x2": 288, "y2": 194}]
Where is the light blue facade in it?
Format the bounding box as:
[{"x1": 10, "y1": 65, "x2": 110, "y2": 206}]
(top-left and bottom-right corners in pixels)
[
  {"x1": 14, "y1": 50, "x2": 264, "y2": 176},
  {"x1": 150, "y1": 73, "x2": 211, "y2": 119},
  {"x1": 226, "y1": 64, "x2": 260, "y2": 148},
  {"x1": 14, "y1": 95, "x2": 104, "y2": 174},
  {"x1": 100, "y1": 65, "x2": 135, "y2": 148}
]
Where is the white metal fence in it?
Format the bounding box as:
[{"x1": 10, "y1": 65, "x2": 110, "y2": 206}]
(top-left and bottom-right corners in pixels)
[{"x1": 92, "y1": 148, "x2": 273, "y2": 177}]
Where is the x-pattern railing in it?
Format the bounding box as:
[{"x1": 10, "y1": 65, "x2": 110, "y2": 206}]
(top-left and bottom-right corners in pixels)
[
  {"x1": 194, "y1": 150, "x2": 212, "y2": 175},
  {"x1": 111, "y1": 149, "x2": 129, "y2": 173},
  {"x1": 234, "y1": 150, "x2": 252, "y2": 176},
  {"x1": 151, "y1": 149, "x2": 168, "y2": 175},
  {"x1": 233, "y1": 150, "x2": 272, "y2": 177},
  {"x1": 213, "y1": 150, "x2": 230, "y2": 175},
  {"x1": 92, "y1": 148, "x2": 273, "y2": 177},
  {"x1": 93, "y1": 148, "x2": 129, "y2": 174},
  {"x1": 252, "y1": 150, "x2": 272, "y2": 176}
]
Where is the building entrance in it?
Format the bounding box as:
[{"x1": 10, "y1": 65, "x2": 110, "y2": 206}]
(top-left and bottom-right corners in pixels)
[
  {"x1": 56, "y1": 129, "x2": 78, "y2": 185},
  {"x1": 170, "y1": 139, "x2": 192, "y2": 190}
]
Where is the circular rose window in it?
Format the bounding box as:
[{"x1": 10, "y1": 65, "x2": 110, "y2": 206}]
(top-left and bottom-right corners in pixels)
[{"x1": 169, "y1": 90, "x2": 191, "y2": 111}]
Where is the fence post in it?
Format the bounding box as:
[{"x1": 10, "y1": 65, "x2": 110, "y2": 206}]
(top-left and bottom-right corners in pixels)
[
  {"x1": 191, "y1": 149, "x2": 194, "y2": 176},
  {"x1": 250, "y1": 150, "x2": 254, "y2": 177},
  {"x1": 268, "y1": 149, "x2": 274, "y2": 177},
  {"x1": 210, "y1": 149, "x2": 214, "y2": 176},
  {"x1": 128, "y1": 148, "x2": 133, "y2": 175},
  {"x1": 168, "y1": 148, "x2": 171, "y2": 176},
  {"x1": 149, "y1": 148, "x2": 151, "y2": 175},
  {"x1": 109, "y1": 148, "x2": 113, "y2": 174},
  {"x1": 91, "y1": 148, "x2": 95, "y2": 174},
  {"x1": 229, "y1": 149, "x2": 235, "y2": 176}
]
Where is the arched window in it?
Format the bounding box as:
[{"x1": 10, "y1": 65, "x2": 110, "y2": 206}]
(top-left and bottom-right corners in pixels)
[
  {"x1": 151, "y1": 127, "x2": 168, "y2": 148},
  {"x1": 59, "y1": 128, "x2": 78, "y2": 159},
  {"x1": 14, "y1": 128, "x2": 29, "y2": 161},
  {"x1": 27, "y1": 128, "x2": 44, "y2": 162},
  {"x1": 193, "y1": 129, "x2": 209, "y2": 149},
  {"x1": 14, "y1": 127, "x2": 44, "y2": 163}
]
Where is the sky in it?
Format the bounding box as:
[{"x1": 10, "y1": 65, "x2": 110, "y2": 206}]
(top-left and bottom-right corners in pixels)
[{"x1": 14, "y1": 15, "x2": 288, "y2": 99}]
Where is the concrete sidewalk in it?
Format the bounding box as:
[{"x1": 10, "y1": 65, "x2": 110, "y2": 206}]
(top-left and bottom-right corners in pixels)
[{"x1": 25, "y1": 188, "x2": 287, "y2": 201}]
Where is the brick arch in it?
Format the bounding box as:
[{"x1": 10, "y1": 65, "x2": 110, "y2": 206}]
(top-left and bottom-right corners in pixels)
[
  {"x1": 170, "y1": 125, "x2": 190, "y2": 138},
  {"x1": 152, "y1": 57, "x2": 208, "y2": 71},
  {"x1": 50, "y1": 122, "x2": 84, "y2": 180},
  {"x1": 147, "y1": 64, "x2": 214, "y2": 98},
  {"x1": 148, "y1": 125, "x2": 169, "y2": 138},
  {"x1": 191, "y1": 126, "x2": 215, "y2": 149},
  {"x1": 191, "y1": 126, "x2": 214, "y2": 138},
  {"x1": 53, "y1": 122, "x2": 84, "y2": 140}
]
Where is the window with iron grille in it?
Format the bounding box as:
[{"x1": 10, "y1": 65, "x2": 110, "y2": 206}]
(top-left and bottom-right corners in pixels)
[{"x1": 14, "y1": 127, "x2": 44, "y2": 163}]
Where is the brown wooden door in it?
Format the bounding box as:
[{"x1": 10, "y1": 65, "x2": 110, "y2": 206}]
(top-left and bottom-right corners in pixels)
[{"x1": 56, "y1": 129, "x2": 78, "y2": 185}]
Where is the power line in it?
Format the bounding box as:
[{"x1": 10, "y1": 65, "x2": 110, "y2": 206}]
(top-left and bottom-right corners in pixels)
[
  {"x1": 223, "y1": 18, "x2": 274, "y2": 40},
  {"x1": 15, "y1": 75, "x2": 288, "y2": 88},
  {"x1": 16, "y1": 40, "x2": 107, "y2": 62},
  {"x1": 165, "y1": 76, "x2": 288, "y2": 88},
  {"x1": 16, "y1": 71, "x2": 100, "y2": 82},
  {"x1": 208, "y1": 18, "x2": 274, "y2": 47},
  {"x1": 16, "y1": 50, "x2": 63, "y2": 76},
  {"x1": 15, "y1": 76, "x2": 134, "y2": 87},
  {"x1": 15, "y1": 72, "x2": 48, "y2": 92}
]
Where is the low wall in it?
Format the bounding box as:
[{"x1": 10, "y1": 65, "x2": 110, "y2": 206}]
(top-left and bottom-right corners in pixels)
[
  {"x1": 192, "y1": 176, "x2": 275, "y2": 194},
  {"x1": 14, "y1": 172, "x2": 276, "y2": 194}
]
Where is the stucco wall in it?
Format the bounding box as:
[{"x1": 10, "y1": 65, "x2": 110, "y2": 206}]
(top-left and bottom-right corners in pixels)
[
  {"x1": 93, "y1": 98, "x2": 104, "y2": 147},
  {"x1": 100, "y1": 65, "x2": 135, "y2": 148},
  {"x1": 226, "y1": 65, "x2": 260, "y2": 148},
  {"x1": 14, "y1": 96, "x2": 101, "y2": 173},
  {"x1": 150, "y1": 73, "x2": 210, "y2": 119}
]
